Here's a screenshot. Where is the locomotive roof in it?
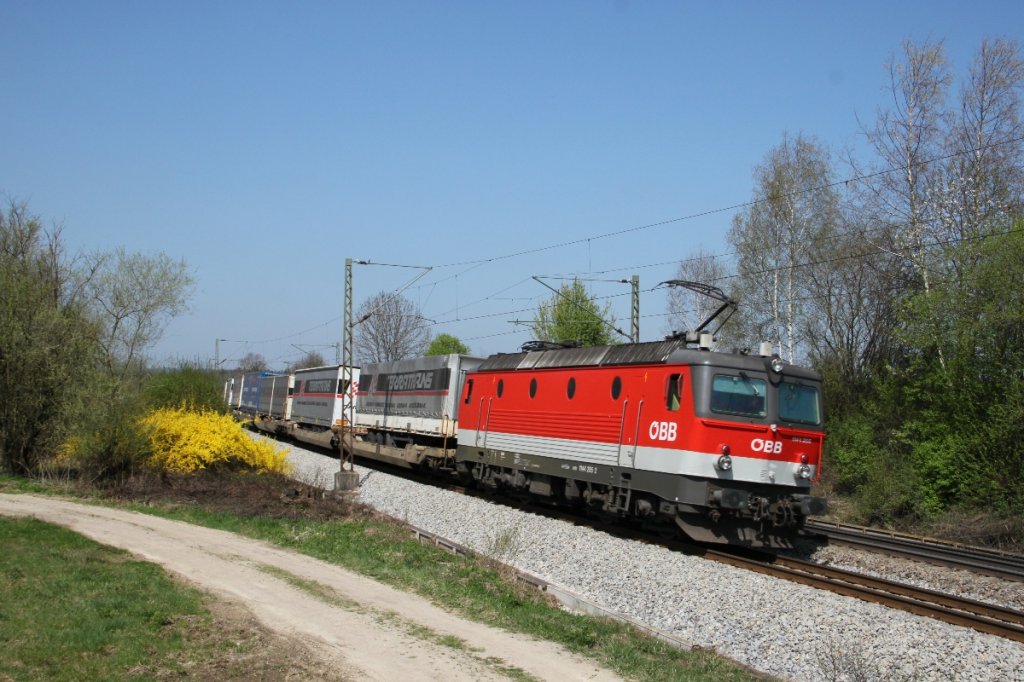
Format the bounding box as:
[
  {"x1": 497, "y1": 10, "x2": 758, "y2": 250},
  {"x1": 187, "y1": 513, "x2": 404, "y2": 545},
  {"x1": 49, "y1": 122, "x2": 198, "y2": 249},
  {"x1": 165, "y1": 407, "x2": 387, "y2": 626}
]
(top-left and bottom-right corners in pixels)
[
  {"x1": 478, "y1": 340, "x2": 683, "y2": 371},
  {"x1": 478, "y1": 340, "x2": 821, "y2": 380}
]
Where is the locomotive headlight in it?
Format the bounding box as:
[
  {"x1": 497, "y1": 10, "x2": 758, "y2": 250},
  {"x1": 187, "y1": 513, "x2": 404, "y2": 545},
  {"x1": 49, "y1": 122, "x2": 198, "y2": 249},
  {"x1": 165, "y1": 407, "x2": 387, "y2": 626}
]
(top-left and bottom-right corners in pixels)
[
  {"x1": 717, "y1": 455, "x2": 733, "y2": 471},
  {"x1": 770, "y1": 355, "x2": 785, "y2": 374},
  {"x1": 797, "y1": 463, "x2": 811, "y2": 479}
]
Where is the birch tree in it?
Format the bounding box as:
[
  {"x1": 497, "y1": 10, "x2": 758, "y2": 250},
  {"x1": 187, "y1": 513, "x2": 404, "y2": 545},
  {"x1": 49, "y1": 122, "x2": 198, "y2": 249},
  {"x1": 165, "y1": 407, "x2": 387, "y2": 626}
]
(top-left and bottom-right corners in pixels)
[
  {"x1": 859, "y1": 40, "x2": 952, "y2": 295},
  {"x1": 729, "y1": 133, "x2": 839, "y2": 363}
]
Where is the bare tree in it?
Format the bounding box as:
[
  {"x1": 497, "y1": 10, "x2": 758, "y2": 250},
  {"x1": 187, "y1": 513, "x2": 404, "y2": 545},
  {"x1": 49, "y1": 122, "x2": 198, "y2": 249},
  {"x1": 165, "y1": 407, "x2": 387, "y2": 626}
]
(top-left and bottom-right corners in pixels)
[
  {"x1": 858, "y1": 39, "x2": 952, "y2": 295},
  {"x1": 354, "y1": 291, "x2": 430, "y2": 363},
  {"x1": 87, "y1": 247, "x2": 193, "y2": 386},
  {"x1": 289, "y1": 351, "x2": 326, "y2": 371},
  {"x1": 236, "y1": 352, "x2": 268, "y2": 372},
  {"x1": 851, "y1": 39, "x2": 1024, "y2": 379},
  {"x1": 729, "y1": 133, "x2": 840, "y2": 363},
  {"x1": 944, "y1": 38, "x2": 1024, "y2": 250},
  {"x1": 664, "y1": 249, "x2": 738, "y2": 346},
  {"x1": 801, "y1": 217, "x2": 902, "y2": 384}
]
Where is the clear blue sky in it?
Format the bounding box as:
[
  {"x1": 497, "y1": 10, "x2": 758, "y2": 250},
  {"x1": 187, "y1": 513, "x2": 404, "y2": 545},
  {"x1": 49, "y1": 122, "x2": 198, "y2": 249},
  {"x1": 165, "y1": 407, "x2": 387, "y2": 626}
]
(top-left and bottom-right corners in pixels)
[{"x1": 3, "y1": 1, "x2": 1021, "y2": 368}]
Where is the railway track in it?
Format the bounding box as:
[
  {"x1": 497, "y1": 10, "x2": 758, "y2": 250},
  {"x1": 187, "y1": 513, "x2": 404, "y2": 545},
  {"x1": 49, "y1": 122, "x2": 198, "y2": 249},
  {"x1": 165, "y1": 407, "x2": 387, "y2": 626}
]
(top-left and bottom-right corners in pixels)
[
  {"x1": 436, "y1": 484, "x2": 1024, "y2": 643},
  {"x1": 805, "y1": 519, "x2": 1024, "y2": 582},
  {"x1": 458, "y1": 488, "x2": 1024, "y2": 643},
  {"x1": 281, "y1": 445, "x2": 1024, "y2": 644},
  {"x1": 706, "y1": 549, "x2": 1024, "y2": 644}
]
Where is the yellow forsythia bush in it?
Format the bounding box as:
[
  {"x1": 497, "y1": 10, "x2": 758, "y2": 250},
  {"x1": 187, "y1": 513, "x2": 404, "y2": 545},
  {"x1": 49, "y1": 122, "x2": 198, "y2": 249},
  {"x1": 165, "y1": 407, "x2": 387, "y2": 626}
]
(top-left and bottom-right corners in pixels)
[{"x1": 142, "y1": 407, "x2": 292, "y2": 475}]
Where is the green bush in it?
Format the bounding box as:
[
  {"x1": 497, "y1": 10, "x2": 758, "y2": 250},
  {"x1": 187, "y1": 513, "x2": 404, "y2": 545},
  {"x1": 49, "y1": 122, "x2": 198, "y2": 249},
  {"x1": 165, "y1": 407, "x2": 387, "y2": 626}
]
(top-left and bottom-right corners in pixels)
[
  {"x1": 144, "y1": 361, "x2": 227, "y2": 413},
  {"x1": 853, "y1": 449, "x2": 922, "y2": 526},
  {"x1": 0, "y1": 203, "x2": 100, "y2": 475},
  {"x1": 823, "y1": 413, "x2": 878, "y2": 495},
  {"x1": 63, "y1": 392, "x2": 152, "y2": 484}
]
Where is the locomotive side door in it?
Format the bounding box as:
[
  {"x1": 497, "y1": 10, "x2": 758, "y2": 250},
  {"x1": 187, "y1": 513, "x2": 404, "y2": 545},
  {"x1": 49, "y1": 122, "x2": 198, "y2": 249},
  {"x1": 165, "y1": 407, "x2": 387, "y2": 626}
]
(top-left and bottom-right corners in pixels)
[
  {"x1": 476, "y1": 396, "x2": 492, "y2": 448},
  {"x1": 616, "y1": 374, "x2": 644, "y2": 468}
]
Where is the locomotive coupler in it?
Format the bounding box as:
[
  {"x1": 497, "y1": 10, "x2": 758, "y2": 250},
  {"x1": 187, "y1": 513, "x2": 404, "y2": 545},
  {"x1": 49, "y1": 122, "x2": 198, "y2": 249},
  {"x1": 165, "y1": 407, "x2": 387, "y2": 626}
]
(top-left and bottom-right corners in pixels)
[
  {"x1": 791, "y1": 494, "x2": 828, "y2": 517},
  {"x1": 773, "y1": 499, "x2": 795, "y2": 527},
  {"x1": 750, "y1": 496, "x2": 770, "y2": 522},
  {"x1": 711, "y1": 487, "x2": 749, "y2": 511}
]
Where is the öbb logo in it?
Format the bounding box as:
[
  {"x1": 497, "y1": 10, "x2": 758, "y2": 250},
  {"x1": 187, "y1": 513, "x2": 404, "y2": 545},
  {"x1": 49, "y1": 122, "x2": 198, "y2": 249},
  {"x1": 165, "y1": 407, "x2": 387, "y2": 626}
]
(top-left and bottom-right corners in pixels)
[
  {"x1": 648, "y1": 421, "x2": 677, "y2": 442},
  {"x1": 750, "y1": 438, "x2": 783, "y2": 454}
]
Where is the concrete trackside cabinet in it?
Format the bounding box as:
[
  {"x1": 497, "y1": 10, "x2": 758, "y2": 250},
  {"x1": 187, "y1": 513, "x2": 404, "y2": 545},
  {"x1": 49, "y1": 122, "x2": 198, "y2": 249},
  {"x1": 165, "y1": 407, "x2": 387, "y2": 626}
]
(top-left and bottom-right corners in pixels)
[{"x1": 334, "y1": 469, "x2": 360, "y2": 492}]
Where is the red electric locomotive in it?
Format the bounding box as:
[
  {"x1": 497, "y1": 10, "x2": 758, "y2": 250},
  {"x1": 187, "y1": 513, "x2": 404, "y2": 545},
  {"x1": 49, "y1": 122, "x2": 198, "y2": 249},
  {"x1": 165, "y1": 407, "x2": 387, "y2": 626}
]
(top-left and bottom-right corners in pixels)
[{"x1": 455, "y1": 337, "x2": 826, "y2": 547}]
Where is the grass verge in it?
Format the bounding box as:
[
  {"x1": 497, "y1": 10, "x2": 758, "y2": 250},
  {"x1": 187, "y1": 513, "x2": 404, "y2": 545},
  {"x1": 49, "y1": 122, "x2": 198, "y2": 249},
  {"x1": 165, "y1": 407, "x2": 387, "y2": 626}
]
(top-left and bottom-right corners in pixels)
[
  {"x1": 0, "y1": 515, "x2": 344, "y2": 681},
  {"x1": 0, "y1": 472, "x2": 761, "y2": 681}
]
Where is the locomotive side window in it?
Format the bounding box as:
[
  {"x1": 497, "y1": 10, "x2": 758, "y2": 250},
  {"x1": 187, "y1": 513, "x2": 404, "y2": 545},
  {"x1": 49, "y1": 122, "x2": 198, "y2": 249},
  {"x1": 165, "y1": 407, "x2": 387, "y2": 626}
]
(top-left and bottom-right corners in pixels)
[
  {"x1": 463, "y1": 379, "x2": 474, "y2": 404},
  {"x1": 779, "y1": 381, "x2": 821, "y2": 425},
  {"x1": 666, "y1": 373, "x2": 683, "y2": 411},
  {"x1": 611, "y1": 376, "x2": 622, "y2": 400},
  {"x1": 566, "y1": 377, "x2": 576, "y2": 399},
  {"x1": 529, "y1": 378, "x2": 538, "y2": 398},
  {"x1": 710, "y1": 374, "x2": 766, "y2": 418},
  {"x1": 497, "y1": 379, "x2": 504, "y2": 398}
]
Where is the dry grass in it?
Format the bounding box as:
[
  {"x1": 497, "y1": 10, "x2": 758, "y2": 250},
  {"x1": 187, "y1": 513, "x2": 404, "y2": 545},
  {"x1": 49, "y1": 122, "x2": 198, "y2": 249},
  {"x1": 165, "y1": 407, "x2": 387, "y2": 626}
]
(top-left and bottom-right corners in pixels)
[{"x1": 912, "y1": 509, "x2": 1024, "y2": 553}]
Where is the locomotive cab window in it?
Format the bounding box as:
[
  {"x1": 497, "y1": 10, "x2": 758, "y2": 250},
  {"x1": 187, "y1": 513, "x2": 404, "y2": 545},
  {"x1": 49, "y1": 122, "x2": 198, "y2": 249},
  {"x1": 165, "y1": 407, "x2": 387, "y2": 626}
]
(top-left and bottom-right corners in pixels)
[
  {"x1": 779, "y1": 381, "x2": 821, "y2": 425},
  {"x1": 666, "y1": 373, "x2": 683, "y2": 411},
  {"x1": 710, "y1": 374, "x2": 766, "y2": 418}
]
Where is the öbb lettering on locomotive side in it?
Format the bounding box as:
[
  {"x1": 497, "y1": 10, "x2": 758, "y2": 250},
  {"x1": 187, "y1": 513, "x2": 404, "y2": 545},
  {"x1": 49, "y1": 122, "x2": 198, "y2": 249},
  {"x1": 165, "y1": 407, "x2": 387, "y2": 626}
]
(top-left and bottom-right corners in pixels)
[{"x1": 235, "y1": 337, "x2": 827, "y2": 549}]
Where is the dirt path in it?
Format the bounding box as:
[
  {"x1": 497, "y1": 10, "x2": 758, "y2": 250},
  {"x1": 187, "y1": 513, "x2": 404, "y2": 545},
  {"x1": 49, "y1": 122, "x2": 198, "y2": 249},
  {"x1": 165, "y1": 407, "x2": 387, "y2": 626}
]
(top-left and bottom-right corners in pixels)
[{"x1": 0, "y1": 494, "x2": 622, "y2": 682}]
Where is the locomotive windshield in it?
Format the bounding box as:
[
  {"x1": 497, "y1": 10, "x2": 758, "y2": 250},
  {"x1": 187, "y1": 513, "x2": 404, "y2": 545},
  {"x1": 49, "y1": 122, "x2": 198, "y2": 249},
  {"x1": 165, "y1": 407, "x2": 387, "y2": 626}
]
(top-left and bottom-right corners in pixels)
[
  {"x1": 779, "y1": 381, "x2": 820, "y2": 425},
  {"x1": 710, "y1": 374, "x2": 767, "y2": 418},
  {"x1": 706, "y1": 371, "x2": 822, "y2": 426}
]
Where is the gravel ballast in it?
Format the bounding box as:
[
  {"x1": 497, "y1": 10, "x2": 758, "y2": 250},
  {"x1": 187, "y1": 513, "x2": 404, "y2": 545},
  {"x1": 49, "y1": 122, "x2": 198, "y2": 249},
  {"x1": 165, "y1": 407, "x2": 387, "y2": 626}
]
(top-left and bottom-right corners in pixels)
[{"x1": 277, "y1": 439, "x2": 1024, "y2": 682}]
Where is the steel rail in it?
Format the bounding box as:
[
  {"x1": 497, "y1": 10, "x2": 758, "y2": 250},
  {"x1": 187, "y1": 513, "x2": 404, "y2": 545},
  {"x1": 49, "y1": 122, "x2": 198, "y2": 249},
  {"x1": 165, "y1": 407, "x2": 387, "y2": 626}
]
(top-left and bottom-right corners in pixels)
[
  {"x1": 805, "y1": 520, "x2": 1024, "y2": 582},
  {"x1": 706, "y1": 550, "x2": 1024, "y2": 644}
]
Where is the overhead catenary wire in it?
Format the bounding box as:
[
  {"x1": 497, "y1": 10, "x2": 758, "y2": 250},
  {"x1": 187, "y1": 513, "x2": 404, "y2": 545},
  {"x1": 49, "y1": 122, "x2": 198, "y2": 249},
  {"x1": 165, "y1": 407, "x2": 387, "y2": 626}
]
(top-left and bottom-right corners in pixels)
[
  {"x1": 265, "y1": 222, "x2": 1022, "y2": 356},
  {"x1": 423, "y1": 134, "x2": 1024, "y2": 271},
  {"x1": 243, "y1": 134, "x2": 1024, "y2": 358}
]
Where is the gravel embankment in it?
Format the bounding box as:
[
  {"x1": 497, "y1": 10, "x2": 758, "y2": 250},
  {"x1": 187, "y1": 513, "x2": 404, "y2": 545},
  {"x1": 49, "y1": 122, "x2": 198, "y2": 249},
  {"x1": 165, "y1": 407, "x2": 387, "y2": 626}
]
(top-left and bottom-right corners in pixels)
[{"x1": 275, "y1": 438, "x2": 1024, "y2": 682}]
